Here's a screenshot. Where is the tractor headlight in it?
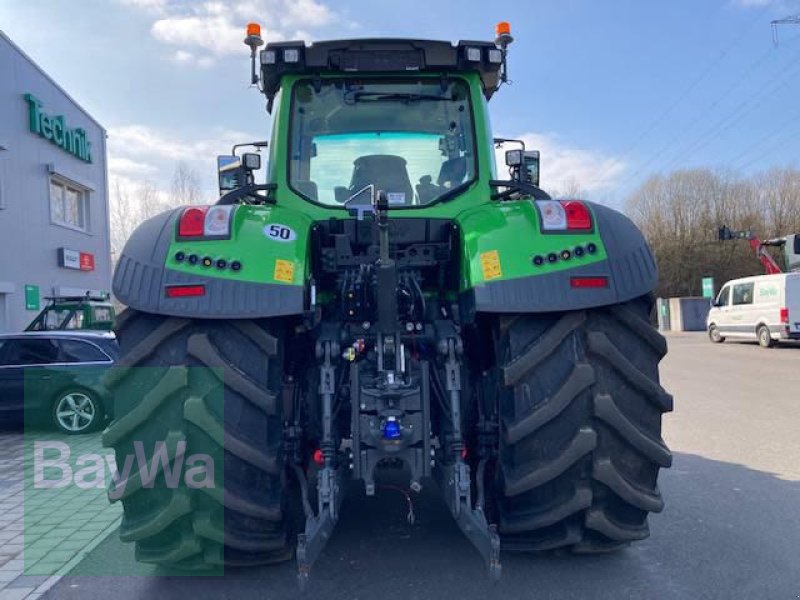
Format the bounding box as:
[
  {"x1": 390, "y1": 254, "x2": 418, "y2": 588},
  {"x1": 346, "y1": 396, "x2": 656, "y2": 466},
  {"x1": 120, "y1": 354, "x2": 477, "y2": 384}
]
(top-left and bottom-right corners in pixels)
[
  {"x1": 261, "y1": 49, "x2": 277, "y2": 64},
  {"x1": 465, "y1": 46, "x2": 482, "y2": 62}
]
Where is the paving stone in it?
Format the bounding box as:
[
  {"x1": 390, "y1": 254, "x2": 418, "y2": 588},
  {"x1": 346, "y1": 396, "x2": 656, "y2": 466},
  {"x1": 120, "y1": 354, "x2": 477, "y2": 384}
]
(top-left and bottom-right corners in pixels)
[
  {"x1": 5, "y1": 574, "x2": 49, "y2": 588},
  {"x1": 0, "y1": 558, "x2": 23, "y2": 571},
  {"x1": 0, "y1": 569, "x2": 19, "y2": 582},
  {"x1": 0, "y1": 586, "x2": 36, "y2": 600}
]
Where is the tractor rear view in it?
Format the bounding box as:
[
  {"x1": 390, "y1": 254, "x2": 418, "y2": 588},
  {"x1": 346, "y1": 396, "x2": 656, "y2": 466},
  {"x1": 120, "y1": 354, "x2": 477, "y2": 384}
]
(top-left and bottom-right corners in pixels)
[{"x1": 104, "y1": 22, "x2": 672, "y2": 585}]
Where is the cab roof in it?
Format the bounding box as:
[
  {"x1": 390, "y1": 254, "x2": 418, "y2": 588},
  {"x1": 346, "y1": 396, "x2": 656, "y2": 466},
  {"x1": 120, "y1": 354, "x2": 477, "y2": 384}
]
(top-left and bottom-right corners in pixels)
[{"x1": 259, "y1": 38, "x2": 503, "y2": 107}]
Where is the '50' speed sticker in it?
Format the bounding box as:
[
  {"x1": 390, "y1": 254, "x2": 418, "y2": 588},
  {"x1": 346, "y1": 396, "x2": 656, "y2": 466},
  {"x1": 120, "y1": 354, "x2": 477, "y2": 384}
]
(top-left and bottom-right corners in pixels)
[{"x1": 263, "y1": 223, "x2": 296, "y2": 242}]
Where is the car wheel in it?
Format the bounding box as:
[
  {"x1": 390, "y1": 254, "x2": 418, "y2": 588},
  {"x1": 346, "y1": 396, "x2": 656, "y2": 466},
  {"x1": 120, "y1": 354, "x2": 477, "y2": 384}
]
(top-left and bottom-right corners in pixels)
[
  {"x1": 757, "y1": 325, "x2": 774, "y2": 349},
  {"x1": 52, "y1": 390, "x2": 101, "y2": 434},
  {"x1": 708, "y1": 325, "x2": 725, "y2": 343}
]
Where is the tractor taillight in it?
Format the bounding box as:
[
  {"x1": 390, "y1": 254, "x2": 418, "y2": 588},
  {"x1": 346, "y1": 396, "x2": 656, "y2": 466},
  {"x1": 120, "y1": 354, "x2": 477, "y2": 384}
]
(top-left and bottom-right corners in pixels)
[
  {"x1": 562, "y1": 201, "x2": 593, "y2": 230},
  {"x1": 178, "y1": 207, "x2": 208, "y2": 237},
  {"x1": 203, "y1": 206, "x2": 235, "y2": 237},
  {"x1": 177, "y1": 206, "x2": 235, "y2": 239},
  {"x1": 536, "y1": 200, "x2": 593, "y2": 231},
  {"x1": 780, "y1": 307, "x2": 789, "y2": 323}
]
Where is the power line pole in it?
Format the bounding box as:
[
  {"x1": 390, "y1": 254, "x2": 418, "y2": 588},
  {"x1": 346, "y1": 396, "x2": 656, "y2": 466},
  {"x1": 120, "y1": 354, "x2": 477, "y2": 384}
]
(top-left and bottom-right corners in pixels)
[{"x1": 772, "y1": 14, "x2": 800, "y2": 44}]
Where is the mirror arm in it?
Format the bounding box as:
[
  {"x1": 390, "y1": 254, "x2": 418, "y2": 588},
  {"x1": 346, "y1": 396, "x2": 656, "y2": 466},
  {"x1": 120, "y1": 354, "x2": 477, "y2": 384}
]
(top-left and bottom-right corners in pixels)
[
  {"x1": 216, "y1": 183, "x2": 277, "y2": 206},
  {"x1": 489, "y1": 179, "x2": 551, "y2": 201}
]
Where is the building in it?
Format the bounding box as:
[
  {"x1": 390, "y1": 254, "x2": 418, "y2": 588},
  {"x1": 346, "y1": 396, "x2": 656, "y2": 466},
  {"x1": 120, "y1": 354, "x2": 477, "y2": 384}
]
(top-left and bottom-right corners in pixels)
[{"x1": 0, "y1": 31, "x2": 111, "y2": 333}]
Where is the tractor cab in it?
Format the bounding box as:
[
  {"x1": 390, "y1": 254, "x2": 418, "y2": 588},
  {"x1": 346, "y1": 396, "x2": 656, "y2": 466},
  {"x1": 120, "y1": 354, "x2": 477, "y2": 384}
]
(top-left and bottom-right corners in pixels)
[
  {"x1": 217, "y1": 33, "x2": 533, "y2": 207},
  {"x1": 265, "y1": 39, "x2": 502, "y2": 209},
  {"x1": 26, "y1": 294, "x2": 115, "y2": 332}
]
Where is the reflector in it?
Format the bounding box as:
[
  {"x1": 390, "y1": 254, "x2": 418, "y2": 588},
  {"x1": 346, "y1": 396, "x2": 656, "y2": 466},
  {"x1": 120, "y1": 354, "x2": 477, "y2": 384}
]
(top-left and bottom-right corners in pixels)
[
  {"x1": 165, "y1": 285, "x2": 206, "y2": 298},
  {"x1": 570, "y1": 277, "x2": 608, "y2": 289}
]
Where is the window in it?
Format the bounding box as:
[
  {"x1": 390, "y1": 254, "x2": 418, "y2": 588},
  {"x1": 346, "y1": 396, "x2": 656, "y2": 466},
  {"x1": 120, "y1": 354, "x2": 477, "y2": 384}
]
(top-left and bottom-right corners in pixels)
[
  {"x1": 50, "y1": 177, "x2": 90, "y2": 231},
  {"x1": 732, "y1": 282, "x2": 754, "y2": 306},
  {"x1": 289, "y1": 78, "x2": 476, "y2": 207},
  {"x1": 1, "y1": 339, "x2": 59, "y2": 366},
  {"x1": 58, "y1": 339, "x2": 111, "y2": 363},
  {"x1": 92, "y1": 307, "x2": 113, "y2": 324},
  {"x1": 716, "y1": 286, "x2": 730, "y2": 307}
]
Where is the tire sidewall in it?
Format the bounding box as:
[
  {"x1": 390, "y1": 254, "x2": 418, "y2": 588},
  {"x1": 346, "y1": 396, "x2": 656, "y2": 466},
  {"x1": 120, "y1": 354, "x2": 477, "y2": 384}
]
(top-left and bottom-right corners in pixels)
[
  {"x1": 52, "y1": 388, "x2": 101, "y2": 435},
  {"x1": 757, "y1": 325, "x2": 773, "y2": 348}
]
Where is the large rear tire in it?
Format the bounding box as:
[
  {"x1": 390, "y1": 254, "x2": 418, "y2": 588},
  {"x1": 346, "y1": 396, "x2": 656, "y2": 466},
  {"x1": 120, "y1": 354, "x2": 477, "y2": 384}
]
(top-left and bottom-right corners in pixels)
[
  {"x1": 492, "y1": 295, "x2": 673, "y2": 553},
  {"x1": 102, "y1": 309, "x2": 293, "y2": 568}
]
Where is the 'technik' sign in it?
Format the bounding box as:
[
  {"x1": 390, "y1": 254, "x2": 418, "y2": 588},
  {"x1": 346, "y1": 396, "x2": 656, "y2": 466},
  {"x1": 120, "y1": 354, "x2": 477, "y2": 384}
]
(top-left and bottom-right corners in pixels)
[{"x1": 24, "y1": 94, "x2": 92, "y2": 163}]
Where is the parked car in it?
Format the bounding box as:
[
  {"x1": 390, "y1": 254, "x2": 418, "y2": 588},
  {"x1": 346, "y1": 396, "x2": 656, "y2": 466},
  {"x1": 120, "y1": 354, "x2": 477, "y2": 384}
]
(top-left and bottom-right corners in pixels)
[
  {"x1": 707, "y1": 272, "x2": 800, "y2": 347},
  {"x1": 0, "y1": 331, "x2": 118, "y2": 433}
]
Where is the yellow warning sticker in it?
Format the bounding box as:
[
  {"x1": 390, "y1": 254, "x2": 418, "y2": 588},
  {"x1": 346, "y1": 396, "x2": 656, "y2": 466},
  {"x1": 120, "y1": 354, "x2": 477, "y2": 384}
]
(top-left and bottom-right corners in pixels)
[
  {"x1": 274, "y1": 259, "x2": 295, "y2": 283},
  {"x1": 480, "y1": 250, "x2": 502, "y2": 281}
]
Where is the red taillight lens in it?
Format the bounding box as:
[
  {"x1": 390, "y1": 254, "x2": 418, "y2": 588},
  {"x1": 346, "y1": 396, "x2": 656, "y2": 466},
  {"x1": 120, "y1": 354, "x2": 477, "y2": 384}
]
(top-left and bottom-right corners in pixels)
[
  {"x1": 570, "y1": 276, "x2": 608, "y2": 288},
  {"x1": 178, "y1": 207, "x2": 208, "y2": 237},
  {"x1": 165, "y1": 284, "x2": 206, "y2": 298},
  {"x1": 562, "y1": 200, "x2": 593, "y2": 230},
  {"x1": 780, "y1": 308, "x2": 789, "y2": 323}
]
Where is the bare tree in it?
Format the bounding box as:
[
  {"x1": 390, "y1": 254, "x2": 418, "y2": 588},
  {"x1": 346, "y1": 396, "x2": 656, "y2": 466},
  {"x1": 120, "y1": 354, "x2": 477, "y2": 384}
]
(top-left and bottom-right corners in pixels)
[
  {"x1": 170, "y1": 161, "x2": 202, "y2": 206},
  {"x1": 626, "y1": 167, "x2": 800, "y2": 297},
  {"x1": 109, "y1": 162, "x2": 206, "y2": 266},
  {"x1": 109, "y1": 178, "x2": 164, "y2": 261},
  {"x1": 553, "y1": 177, "x2": 583, "y2": 199}
]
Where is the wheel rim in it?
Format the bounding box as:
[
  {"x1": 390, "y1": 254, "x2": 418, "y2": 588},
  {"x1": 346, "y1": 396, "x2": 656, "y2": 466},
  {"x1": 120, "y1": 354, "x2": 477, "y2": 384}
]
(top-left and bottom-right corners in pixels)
[
  {"x1": 55, "y1": 393, "x2": 95, "y2": 432},
  {"x1": 760, "y1": 329, "x2": 768, "y2": 345},
  {"x1": 710, "y1": 327, "x2": 719, "y2": 341}
]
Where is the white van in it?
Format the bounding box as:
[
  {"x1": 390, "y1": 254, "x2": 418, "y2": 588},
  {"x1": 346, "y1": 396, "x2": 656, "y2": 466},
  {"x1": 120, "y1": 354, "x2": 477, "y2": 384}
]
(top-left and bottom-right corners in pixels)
[{"x1": 707, "y1": 273, "x2": 800, "y2": 347}]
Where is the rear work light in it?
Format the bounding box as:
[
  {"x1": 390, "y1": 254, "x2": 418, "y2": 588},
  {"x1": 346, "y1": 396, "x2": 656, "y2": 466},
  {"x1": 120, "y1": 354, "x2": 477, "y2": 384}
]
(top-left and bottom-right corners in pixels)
[
  {"x1": 536, "y1": 200, "x2": 593, "y2": 231},
  {"x1": 570, "y1": 276, "x2": 608, "y2": 289},
  {"x1": 165, "y1": 284, "x2": 206, "y2": 298},
  {"x1": 177, "y1": 206, "x2": 235, "y2": 239}
]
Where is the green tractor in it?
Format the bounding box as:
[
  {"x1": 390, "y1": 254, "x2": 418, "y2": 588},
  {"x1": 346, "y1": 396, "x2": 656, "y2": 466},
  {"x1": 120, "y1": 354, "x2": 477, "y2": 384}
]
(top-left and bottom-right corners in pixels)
[{"x1": 104, "y1": 22, "x2": 672, "y2": 585}]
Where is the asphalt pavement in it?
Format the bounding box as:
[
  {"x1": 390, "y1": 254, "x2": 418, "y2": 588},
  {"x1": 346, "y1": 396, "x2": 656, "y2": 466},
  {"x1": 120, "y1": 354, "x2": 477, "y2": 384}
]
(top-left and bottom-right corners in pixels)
[{"x1": 41, "y1": 333, "x2": 800, "y2": 600}]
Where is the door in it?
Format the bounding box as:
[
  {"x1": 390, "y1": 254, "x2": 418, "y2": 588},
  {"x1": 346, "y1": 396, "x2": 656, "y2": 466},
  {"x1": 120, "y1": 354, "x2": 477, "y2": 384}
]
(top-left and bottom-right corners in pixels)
[
  {"x1": 0, "y1": 294, "x2": 6, "y2": 333},
  {"x1": 712, "y1": 285, "x2": 732, "y2": 331},
  {"x1": 786, "y1": 275, "x2": 800, "y2": 335},
  {"x1": 0, "y1": 338, "x2": 60, "y2": 424},
  {"x1": 730, "y1": 281, "x2": 756, "y2": 338},
  {"x1": 0, "y1": 339, "x2": 25, "y2": 424}
]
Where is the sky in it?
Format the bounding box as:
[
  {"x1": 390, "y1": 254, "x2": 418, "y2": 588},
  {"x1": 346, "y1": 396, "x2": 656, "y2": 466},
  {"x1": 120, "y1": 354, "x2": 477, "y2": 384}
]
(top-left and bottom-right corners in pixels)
[{"x1": 2, "y1": 0, "x2": 800, "y2": 208}]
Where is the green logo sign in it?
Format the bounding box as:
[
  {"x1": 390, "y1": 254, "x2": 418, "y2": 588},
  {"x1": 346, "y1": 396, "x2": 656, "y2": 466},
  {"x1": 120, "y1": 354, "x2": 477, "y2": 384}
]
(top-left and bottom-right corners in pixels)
[
  {"x1": 24, "y1": 284, "x2": 40, "y2": 311},
  {"x1": 702, "y1": 277, "x2": 715, "y2": 298},
  {"x1": 24, "y1": 94, "x2": 92, "y2": 163}
]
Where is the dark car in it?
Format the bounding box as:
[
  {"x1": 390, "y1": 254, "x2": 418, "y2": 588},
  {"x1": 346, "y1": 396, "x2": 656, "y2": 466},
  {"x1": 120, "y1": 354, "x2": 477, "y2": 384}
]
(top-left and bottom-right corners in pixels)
[{"x1": 0, "y1": 331, "x2": 118, "y2": 434}]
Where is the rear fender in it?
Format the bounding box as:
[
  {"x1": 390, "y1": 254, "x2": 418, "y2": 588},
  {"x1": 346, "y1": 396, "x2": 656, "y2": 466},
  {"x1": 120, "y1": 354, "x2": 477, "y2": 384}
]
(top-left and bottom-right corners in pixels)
[
  {"x1": 113, "y1": 205, "x2": 310, "y2": 318},
  {"x1": 459, "y1": 200, "x2": 658, "y2": 314}
]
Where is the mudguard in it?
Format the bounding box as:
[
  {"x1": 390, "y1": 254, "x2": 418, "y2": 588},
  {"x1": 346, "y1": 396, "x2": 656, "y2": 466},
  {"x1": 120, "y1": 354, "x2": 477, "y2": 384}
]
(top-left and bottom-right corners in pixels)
[
  {"x1": 113, "y1": 208, "x2": 307, "y2": 319},
  {"x1": 460, "y1": 201, "x2": 658, "y2": 314}
]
